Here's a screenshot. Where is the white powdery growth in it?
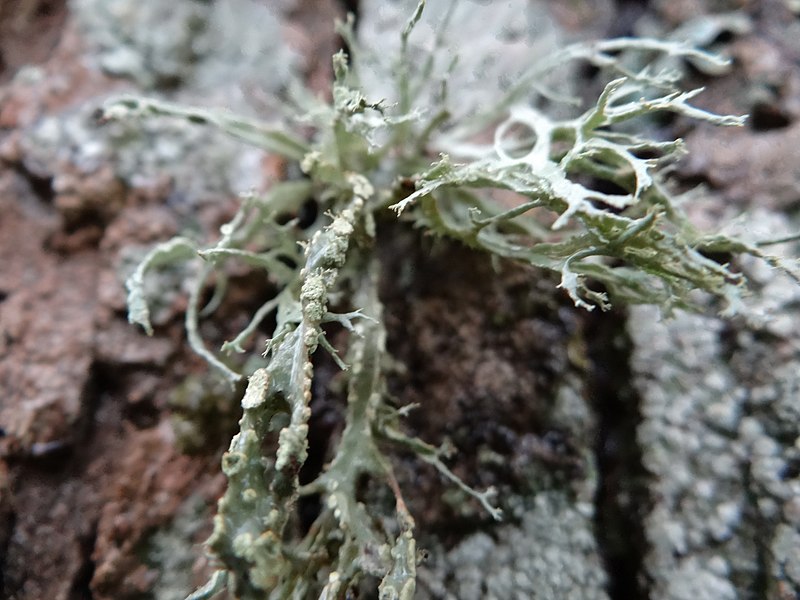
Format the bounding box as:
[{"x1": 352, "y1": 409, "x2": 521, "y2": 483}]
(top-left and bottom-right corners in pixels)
[{"x1": 629, "y1": 210, "x2": 800, "y2": 599}]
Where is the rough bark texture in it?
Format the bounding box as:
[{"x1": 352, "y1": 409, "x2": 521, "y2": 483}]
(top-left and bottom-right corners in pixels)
[{"x1": 0, "y1": 1, "x2": 798, "y2": 599}]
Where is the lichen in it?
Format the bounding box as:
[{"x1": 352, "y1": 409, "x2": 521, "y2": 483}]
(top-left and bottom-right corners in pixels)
[
  {"x1": 628, "y1": 210, "x2": 800, "y2": 599},
  {"x1": 72, "y1": 0, "x2": 298, "y2": 92},
  {"x1": 144, "y1": 496, "x2": 211, "y2": 600},
  {"x1": 104, "y1": 0, "x2": 799, "y2": 597},
  {"x1": 419, "y1": 492, "x2": 608, "y2": 600}
]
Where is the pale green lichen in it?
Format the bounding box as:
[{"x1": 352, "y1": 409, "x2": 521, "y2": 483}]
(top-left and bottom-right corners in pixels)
[
  {"x1": 627, "y1": 209, "x2": 800, "y2": 599},
  {"x1": 418, "y1": 492, "x2": 608, "y2": 599},
  {"x1": 106, "y1": 0, "x2": 800, "y2": 597}
]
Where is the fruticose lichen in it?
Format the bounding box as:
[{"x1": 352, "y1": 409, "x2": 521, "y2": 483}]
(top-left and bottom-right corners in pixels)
[{"x1": 99, "y1": 1, "x2": 799, "y2": 597}]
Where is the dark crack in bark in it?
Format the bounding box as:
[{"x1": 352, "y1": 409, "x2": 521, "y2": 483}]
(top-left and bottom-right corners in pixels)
[{"x1": 584, "y1": 308, "x2": 652, "y2": 600}]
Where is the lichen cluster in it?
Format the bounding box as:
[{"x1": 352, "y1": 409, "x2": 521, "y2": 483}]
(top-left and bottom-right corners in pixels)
[{"x1": 102, "y1": 1, "x2": 798, "y2": 597}]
